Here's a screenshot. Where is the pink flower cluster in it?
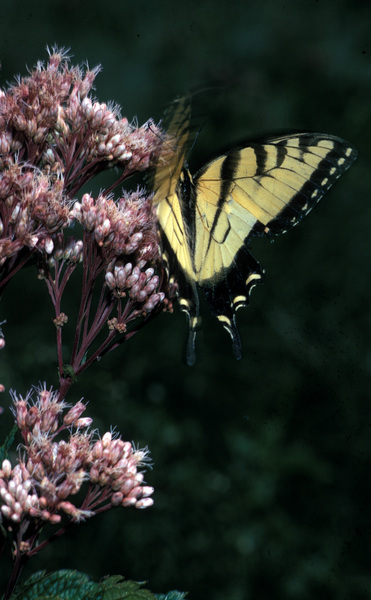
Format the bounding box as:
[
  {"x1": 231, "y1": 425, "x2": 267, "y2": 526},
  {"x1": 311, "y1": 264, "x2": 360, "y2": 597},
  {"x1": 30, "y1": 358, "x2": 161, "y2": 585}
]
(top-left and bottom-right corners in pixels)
[
  {"x1": 0, "y1": 48, "x2": 162, "y2": 190},
  {"x1": 0, "y1": 49, "x2": 176, "y2": 383},
  {"x1": 0, "y1": 386, "x2": 153, "y2": 532},
  {"x1": 0, "y1": 50, "x2": 167, "y2": 595},
  {"x1": 0, "y1": 48, "x2": 173, "y2": 309},
  {"x1": 0, "y1": 162, "x2": 69, "y2": 269}
]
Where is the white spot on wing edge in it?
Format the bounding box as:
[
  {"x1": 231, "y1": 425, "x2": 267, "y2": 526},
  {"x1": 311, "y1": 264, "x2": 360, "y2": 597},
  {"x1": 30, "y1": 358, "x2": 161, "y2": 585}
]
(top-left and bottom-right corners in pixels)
[
  {"x1": 217, "y1": 314, "x2": 232, "y2": 326},
  {"x1": 245, "y1": 273, "x2": 262, "y2": 286},
  {"x1": 233, "y1": 295, "x2": 247, "y2": 305}
]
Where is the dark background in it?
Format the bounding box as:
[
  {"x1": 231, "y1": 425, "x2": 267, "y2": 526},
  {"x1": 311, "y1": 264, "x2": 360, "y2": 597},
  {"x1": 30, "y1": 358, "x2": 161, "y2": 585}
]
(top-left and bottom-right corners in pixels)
[{"x1": 1, "y1": 1, "x2": 370, "y2": 599}]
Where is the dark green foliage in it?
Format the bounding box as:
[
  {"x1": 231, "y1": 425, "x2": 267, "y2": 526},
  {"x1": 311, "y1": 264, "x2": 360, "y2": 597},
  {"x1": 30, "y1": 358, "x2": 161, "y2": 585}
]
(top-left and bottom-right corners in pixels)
[
  {"x1": 9, "y1": 570, "x2": 99, "y2": 600},
  {"x1": 0, "y1": 424, "x2": 18, "y2": 464},
  {"x1": 154, "y1": 593, "x2": 187, "y2": 600},
  {"x1": 9, "y1": 571, "x2": 182, "y2": 600},
  {"x1": 99, "y1": 576, "x2": 154, "y2": 600}
]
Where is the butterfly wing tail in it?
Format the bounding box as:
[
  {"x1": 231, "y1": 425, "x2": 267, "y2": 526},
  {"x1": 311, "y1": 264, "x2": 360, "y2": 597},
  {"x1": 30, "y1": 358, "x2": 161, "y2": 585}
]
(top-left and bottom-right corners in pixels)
[
  {"x1": 176, "y1": 277, "x2": 201, "y2": 366},
  {"x1": 202, "y1": 248, "x2": 263, "y2": 359},
  {"x1": 184, "y1": 312, "x2": 198, "y2": 366}
]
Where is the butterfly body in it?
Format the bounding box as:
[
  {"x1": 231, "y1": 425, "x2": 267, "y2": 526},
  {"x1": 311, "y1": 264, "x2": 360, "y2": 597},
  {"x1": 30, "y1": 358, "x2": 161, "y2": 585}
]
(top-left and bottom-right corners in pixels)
[{"x1": 152, "y1": 97, "x2": 357, "y2": 364}]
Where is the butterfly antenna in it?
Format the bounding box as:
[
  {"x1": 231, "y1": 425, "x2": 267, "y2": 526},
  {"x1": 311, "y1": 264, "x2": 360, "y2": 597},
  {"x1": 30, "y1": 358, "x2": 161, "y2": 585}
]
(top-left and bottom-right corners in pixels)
[{"x1": 189, "y1": 128, "x2": 201, "y2": 154}]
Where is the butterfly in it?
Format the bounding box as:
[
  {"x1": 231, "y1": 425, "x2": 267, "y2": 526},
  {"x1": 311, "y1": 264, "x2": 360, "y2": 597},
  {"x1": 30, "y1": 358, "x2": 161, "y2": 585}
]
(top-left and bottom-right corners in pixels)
[{"x1": 151, "y1": 96, "x2": 357, "y2": 365}]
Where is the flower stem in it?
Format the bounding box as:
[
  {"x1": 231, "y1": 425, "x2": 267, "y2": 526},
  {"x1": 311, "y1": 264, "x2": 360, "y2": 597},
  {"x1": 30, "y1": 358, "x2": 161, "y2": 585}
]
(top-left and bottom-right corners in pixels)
[{"x1": 3, "y1": 535, "x2": 28, "y2": 600}]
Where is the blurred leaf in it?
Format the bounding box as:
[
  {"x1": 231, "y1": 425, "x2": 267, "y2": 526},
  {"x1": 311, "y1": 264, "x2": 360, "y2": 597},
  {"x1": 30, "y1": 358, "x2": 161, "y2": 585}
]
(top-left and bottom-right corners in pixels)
[
  {"x1": 154, "y1": 593, "x2": 187, "y2": 600},
  {"x1": 0, "y1": 423, "x2": 18, "y2": 463},
  {"x1": 100, "y1": 575, "x2": 155, "y2": 600},
  {"x1": 10, "y1": 572, "x2": 179, "y2": 600},
  {"x1": 11, "y1": 570, "x2": 99, "y2": 600}
]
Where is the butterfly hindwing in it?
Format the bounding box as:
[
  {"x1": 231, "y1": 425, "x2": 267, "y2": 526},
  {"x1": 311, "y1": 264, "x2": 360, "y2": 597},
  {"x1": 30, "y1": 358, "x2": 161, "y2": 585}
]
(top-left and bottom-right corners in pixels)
[
  {"x1": 152, "y1": 97, "x2": 357, "y2": 364},
  {"x1": 202, "y1": 245, "x2": 263, "y2": 359}
]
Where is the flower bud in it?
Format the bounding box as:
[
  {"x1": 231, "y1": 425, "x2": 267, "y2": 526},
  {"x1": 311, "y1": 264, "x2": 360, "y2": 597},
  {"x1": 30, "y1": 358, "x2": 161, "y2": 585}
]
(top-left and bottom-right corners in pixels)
[
  {"x1": 57, "y1": 501, "x2": 77, "y2": 517},
  {"x1": 49, "y1": 513, "x2": 62, "y2": 524},
  {"x1": 121, "y1": 496, "x2": 137, "y2": 507},
  {"x1": 141, "y1": 485, "x2": 154, "y2": 497},
  {"x1": 39, "y1": 389, "x2": 52, "y2": 408},
  {"x1": 135, "y1": 497, "x2": 154, "y2": 509},
  {"x1": 120, "y1": 477, "x2": 135, "y2": 495},
  {"x1": 44, "y1": 237, "x2": 54, "y2": 254},
  {"x1": 1, "y1": 459, "x2": 12, "y2": 478},
  {"x1": 111, "y1": 492, "x2": 124, "y2": 506},
  {"x1": 105, "y1": 272, "x2": 116, "y2": 288},
  {"x1": 89, "y1": 466, "x2": 100, "y2": 483},
  {"x1": 74, "y1": 417, "x2": 93, "y2": 429},
  {"x1": 143, "y1": 292, "x2": 165, "y2": 312},
  {"x1": 126, "y1": 267, "x2": 140, "y2": 288},
  {"x1": 91, "y1": 440, "x2": 103, "y2": 460},
  {"x1": 102, "y1": 432, "x2": 112, "y2": 448},
  {"x1": 81, "y1": 97, "x2": 93, "y2": 119},
  {"x1": 63, "y1": 402, "x2": 87, "y2": 426},
  {"x1": 118, "y1": 150, "x2": 132, "y2": 161},
  {"x1": 1, "y1": 505, "x2": 12, "y2": 518}
]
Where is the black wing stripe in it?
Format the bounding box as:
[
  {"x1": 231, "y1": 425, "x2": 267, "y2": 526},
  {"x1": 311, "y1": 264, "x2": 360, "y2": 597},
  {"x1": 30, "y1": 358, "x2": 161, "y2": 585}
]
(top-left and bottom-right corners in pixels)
[
  {"x1": 207, "y1": 144, "x2": 270, "y2": 248},
  {"x1": 275, "y1": 143, "x2": 287, "y2": 169},
  {"x1": 206, "y1": 150, "x2": 240, "y2": 252},
  {"x1": 254, "y1": 145, "x2": 269, "y2": 175}
]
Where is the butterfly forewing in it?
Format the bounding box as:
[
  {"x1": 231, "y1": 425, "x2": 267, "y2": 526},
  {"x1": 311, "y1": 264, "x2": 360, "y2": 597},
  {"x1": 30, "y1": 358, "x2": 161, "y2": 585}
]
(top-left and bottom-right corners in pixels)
[
  {"x1": 152, "y1": 96, "x2": 192, "y2": 207},
  {"x1": 194, "y1": 134, "x2": 357, "y2": 242}
]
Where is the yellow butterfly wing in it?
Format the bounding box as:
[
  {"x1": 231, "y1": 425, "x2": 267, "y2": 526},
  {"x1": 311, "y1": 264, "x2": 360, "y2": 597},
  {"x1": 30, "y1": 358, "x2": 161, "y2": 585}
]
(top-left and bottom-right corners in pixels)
[
  {"x1": 152, "y1": 96, "x2": 191, "y2": 206},
  {"x1": 191, "y1": 135, "x2": 357, "y2": 357},
  {"x1": 193, "y1": 135, "x2": 356, "y2": 281},
  {"x1": 153, "y1": 97, "x2": 194, "y2": 278},
  {"x1": 152, "y1": 98, "x2": 357, "y2": 364}
]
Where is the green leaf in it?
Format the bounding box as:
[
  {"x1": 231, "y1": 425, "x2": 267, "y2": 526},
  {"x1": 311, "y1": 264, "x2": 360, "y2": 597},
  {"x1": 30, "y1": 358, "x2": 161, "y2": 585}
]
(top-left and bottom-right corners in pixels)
[
  {"x1": 62, "y1": 364, "x2": 77, "y2": 382},
  {"x1": 10, "y1": 570, "x2": 100, "y2": 600},
  {"x1": 100, "y1": 576, "x2": 155, "y2": 600},
  {"x1": 154, "y1": 593, "x2": 187, "y2": 600},
  {"x1": 0, "y1": 423, "x2": 18, "y2": 463},
  {"x1": 9, "y1": 571, "x2": 187, "y2": 600}
]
